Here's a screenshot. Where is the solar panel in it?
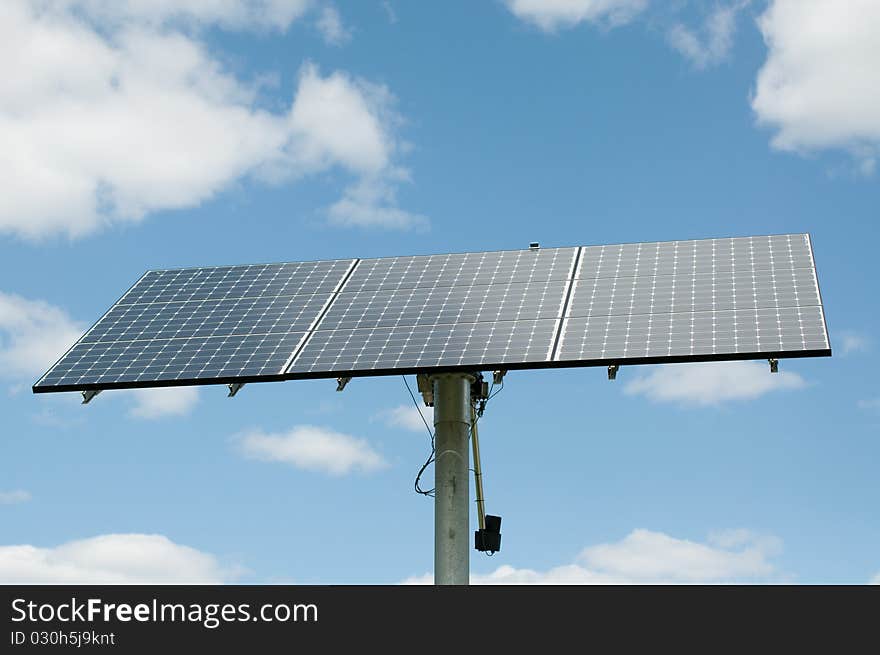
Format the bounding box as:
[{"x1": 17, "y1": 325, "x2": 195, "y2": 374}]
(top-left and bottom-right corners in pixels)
[
  {"x1": 284, "y1": 248, "x2": 577, "y2": 376},
  {"x1": 556, "y1": 233, "x2": 828, "y2": 362},
  {"x1": 32, "y1": 234, "x2": 830, "y2": 394},
  {"x1": 34, "y1": 259, "x2": 356, "y2": 390}
]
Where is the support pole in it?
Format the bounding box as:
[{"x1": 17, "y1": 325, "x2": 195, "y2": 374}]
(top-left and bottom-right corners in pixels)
[{"x1": 433, "y1": 374, "x2": 472, "y2": 585}]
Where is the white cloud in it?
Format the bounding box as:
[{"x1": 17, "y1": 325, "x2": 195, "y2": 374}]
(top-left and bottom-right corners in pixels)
[
  {"x1": 127, "y1": 386, "x2": 200, "y2": 419},
  {"x1": 377, "y1": 404, "x2": 433, "y2": 432},
  {"x1": 0, "y1": 490, "x2": 32, "y2": 505},
  {"x1": 285, "y1": 64, "x2": 394, "y2": 174},
  {"x1": 0, "y1": 292, "x2": 83, "y2": 382},
  {"x1": 579, "y1": 529, "x2": 780, "y2": 582},
  {"x1": 0, "y1": 533, "x2": 236, "y2": 583},
  {"x1": 381, "y1": 1, "x2": 398, "y2": 24},
  {"x1": 327, "y1": 176, "x2": 429, "y2": 230},
  {"x1": 0, "y1": 1, "x2": 422, "y2": 240},
  {"x1": 871, "y1": 572, "x2": 880, "y2": 585},
  {"x1": 504, "y1": 0, "x2": 649, "y2": 32},
  {"x1": 403, "y1": 528, "x2": 782, "y2": 584},
  {"x1": 624, "y1": 361, "x2": 806, "y2": 406},
  {"x1": 857, "y1": 398, "x2": 880, "y2": 411},
  {"x1": 752, "y1": 0, "x2": 880, "y2": 170},
  {"x1": 839, "y1": 331, "x2": 869, "y2": 356},
  {"x1": 40, "y1": 0, "x2": 313, "y2": 31},
  {"x1": 316, "y1": 4, "x2": 350, "y2": 45},
  {"x1": 667, "y1": 1, "x2": 748, "y2": 70},
  {"x1": 237, "y1": 425, "x2": 388, "y2": 475}
]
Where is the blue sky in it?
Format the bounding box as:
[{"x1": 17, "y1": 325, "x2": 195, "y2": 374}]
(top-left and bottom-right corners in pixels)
[{"x1": 1, "y1": 0, "x2": 878, "y2": 584}]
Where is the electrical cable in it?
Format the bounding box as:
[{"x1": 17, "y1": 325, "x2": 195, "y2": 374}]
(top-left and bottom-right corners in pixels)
[
  {"x1": 404, "y1": 376, "x2": 435, "y2": 497},
  {"x1": 407, "y1": 373, "x2": 504, "y2": 498},
  {"x1": 473, "y1": 378, "x2": 503, "y2": 424}
]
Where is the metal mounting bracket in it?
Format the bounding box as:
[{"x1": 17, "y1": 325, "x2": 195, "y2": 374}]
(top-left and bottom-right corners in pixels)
[{"x1": 416, "y1": 373, "x2": 433, "y2": 406}]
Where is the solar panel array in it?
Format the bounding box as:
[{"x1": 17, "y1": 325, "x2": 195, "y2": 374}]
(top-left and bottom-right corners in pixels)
[{"x1": 33, "y1": 234, "x2": 830, "y2": 393}]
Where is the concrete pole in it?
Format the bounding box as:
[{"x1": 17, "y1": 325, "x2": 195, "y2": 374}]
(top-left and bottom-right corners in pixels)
[{"x1": 433, "y1": 374, "x2": 472, "y2": 585}]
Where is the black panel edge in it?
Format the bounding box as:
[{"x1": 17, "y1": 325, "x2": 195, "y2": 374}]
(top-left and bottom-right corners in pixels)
[{"x1": 32, "y1": 347, "x2": 832, "y2": 394}]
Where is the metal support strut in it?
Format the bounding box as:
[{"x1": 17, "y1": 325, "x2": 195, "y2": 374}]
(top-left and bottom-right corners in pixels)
[
  {"x1": 432, "y1": 374, "x2": 472, "y2": 585},
  {"x1": 470, "y1": 402, "x2": 486, "y2": 532}
]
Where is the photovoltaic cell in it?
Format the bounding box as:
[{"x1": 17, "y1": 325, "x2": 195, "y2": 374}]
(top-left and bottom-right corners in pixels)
[
  {"x1": 289, "y1": 320, "x2": 559, "y2": 373},
  {"x1": 121, "y1": 261, "x2": 351, "y2": 304},
  {"x1": 38, "y1": 332, "x2": 311, "y2": 387},
  {"x1": 316, "y1": 280, "x2": 568, "y2": 331},
  {"x1": 33, "y1": 234, "x2": 830, "y2": 394},
  {"x1": 342, "y1": 248, "x2": 578, "y2": 293},
  {"x1": 80, "y1": 295, "x2": 325, "y2": 344}
]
